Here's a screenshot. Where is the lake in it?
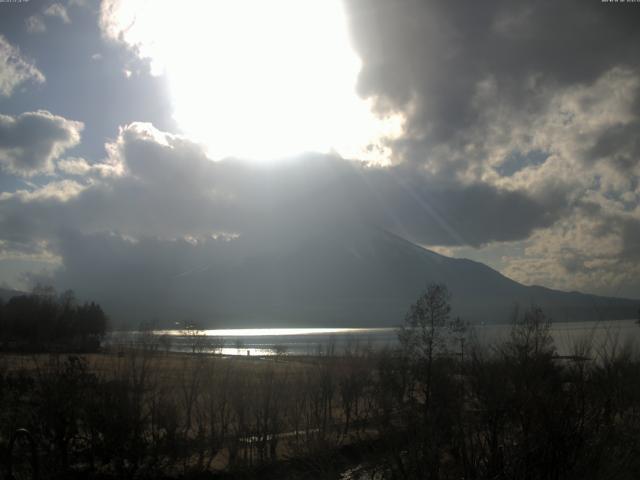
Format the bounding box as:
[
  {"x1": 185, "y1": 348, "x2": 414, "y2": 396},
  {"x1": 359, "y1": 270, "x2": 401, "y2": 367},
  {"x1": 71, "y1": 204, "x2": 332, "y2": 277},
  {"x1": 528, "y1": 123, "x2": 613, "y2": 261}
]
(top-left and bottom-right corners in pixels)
[{"x1": 105, "y1": 319, "x2": 640, "y2": 358}]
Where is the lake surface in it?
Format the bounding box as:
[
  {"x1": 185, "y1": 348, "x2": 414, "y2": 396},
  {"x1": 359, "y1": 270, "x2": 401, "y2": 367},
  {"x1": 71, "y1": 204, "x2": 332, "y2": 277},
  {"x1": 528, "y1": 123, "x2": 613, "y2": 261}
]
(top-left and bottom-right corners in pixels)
[{"x1": 106, "y1": 319, "x2": 640, "y2": 358}]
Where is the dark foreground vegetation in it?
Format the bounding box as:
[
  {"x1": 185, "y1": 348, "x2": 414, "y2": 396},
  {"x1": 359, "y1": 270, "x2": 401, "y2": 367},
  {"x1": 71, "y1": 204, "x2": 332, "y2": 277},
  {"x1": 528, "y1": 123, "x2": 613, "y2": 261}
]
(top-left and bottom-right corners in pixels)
[
  {"x1": 0, "y1": 287, "x2": 107, "y2": 352},
  {"x1": 2, "y1": 284, "x2": 640, "y2": 479}
]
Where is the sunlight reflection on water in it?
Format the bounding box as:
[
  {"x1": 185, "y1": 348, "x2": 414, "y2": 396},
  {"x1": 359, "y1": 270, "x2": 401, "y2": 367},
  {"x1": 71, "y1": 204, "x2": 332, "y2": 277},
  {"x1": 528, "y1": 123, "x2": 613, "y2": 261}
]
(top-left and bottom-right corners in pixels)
[
  {"x1": 106, "y1": 320, "x2": 640, "y2": 357},
  {"x1": 154, "y1": 327, "x2": 390, "y2": 337}
]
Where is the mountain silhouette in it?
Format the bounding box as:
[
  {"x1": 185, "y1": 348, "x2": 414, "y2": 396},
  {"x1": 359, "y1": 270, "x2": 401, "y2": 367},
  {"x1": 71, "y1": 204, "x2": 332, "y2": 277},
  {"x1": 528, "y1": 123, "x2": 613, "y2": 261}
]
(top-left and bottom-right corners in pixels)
[{"x1": 154, "y1": 222, "x2": 638, "y2": 327}]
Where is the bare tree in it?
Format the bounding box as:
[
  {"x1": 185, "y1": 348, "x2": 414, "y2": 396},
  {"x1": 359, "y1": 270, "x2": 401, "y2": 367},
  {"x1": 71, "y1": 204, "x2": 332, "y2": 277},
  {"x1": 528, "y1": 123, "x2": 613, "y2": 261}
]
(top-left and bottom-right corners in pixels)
[{"x1": 398, "y1": 284, "x2": 453, "y2": 413}]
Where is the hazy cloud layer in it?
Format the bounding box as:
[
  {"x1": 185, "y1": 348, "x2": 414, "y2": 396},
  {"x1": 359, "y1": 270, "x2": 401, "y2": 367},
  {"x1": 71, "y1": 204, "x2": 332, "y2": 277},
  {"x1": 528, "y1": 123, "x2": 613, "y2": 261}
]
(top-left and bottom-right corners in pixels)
[
  {"x1": 0, "y1": 121, "x2": 569, "y2": 303},
  {"x1": 0, "y1": 111, "x2": 83, "y2": 176},
  {"x1": 0, "y1": 35, "x2": 45, "y2": 97},
  {"x1": 2, "y1": 109, "x2": 638, "y2": 298},
  {"x1": 0, "y1": 122, "x2": 556, "y2": 243}
]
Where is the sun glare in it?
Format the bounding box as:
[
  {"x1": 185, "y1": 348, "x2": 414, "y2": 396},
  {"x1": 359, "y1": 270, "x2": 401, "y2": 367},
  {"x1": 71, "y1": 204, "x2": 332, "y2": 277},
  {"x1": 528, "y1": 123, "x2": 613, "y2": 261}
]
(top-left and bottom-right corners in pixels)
[{"x1": 102, "y1": 0, "x2": 402, "y2": 163}]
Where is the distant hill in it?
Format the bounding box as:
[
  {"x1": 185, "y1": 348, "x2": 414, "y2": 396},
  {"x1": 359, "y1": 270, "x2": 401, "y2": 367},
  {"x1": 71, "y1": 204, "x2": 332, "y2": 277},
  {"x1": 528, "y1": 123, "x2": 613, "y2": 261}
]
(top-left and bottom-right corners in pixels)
[{"x1": 150, "y1": 222, "x2": 638, "y2": 327}]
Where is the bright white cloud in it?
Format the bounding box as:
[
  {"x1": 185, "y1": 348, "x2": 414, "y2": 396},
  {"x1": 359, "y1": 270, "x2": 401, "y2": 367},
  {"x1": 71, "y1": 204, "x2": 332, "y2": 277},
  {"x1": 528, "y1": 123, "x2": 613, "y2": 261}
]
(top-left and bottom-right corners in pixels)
[
  {"x1": 57, "y1": 156, "x2": 123, "y2": 178},
  {"x1": 0, "y1": 35, "x2": 45, "y2": 97},
  {"x1": 25, "y1": 0, "x2": 87, "y2": 34},
  {"x1": 0, "y1": 180, "x2": 87, "y2": 203},
  {"x1": 99, "y1": 0, "x2": 403, "y2": 163},
  {"x1": 44, "y1": 3, "x2": 71, "y2": 23},
  {"x1": 57, "y1": 157, "x2": 92, "y2": 175}
]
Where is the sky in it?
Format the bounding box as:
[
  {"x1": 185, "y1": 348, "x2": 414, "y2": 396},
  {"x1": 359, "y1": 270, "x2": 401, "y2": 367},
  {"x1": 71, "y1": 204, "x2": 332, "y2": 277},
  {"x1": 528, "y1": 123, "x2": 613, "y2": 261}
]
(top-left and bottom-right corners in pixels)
[{"x1": 0, "y1": 0, "x2": 639, "y2": 302}]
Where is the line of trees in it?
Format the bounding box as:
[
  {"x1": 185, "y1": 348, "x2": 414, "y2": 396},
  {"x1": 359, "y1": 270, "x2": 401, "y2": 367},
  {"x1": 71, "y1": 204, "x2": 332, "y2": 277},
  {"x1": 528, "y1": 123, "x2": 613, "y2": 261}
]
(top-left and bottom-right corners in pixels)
[{"x1": 0, "y1": 286, "x2": 108, "y2": 352}]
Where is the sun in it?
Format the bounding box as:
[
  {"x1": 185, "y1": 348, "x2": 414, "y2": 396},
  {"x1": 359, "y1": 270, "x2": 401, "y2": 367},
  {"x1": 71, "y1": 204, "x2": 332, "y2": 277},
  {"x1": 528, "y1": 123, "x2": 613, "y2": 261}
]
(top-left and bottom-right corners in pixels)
[{"x1": 101, "y1": 0, "x2": 402, "y2": 163}]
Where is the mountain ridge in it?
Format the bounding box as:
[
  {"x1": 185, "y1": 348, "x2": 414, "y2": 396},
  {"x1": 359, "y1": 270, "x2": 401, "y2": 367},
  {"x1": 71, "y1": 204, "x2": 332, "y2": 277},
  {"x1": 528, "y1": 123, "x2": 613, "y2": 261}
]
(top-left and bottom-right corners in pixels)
[
  {"x1": 160, "y1": 223, "x2": 638, "y2": 327},
  {"x1": 6, "y1": 225, "x2": 638, "y2": 327}
]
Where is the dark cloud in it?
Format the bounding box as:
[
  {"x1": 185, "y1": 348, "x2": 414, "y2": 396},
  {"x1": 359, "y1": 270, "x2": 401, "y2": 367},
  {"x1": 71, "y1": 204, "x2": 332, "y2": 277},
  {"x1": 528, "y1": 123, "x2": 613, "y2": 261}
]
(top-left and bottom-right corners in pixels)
[
  {"x1": 586, "y1": 120, "x2": 640, "y2": 172},
  {"x1": 360, "y1": 171, "x2": 564, "y2": 246},
  {"x1": 345, "y1": 0, "x2": 640, "y2": 154},
  {"x1": 0, "y1": 110, "x2": 83, "y2": 175}
]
